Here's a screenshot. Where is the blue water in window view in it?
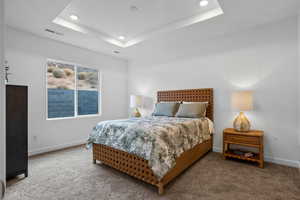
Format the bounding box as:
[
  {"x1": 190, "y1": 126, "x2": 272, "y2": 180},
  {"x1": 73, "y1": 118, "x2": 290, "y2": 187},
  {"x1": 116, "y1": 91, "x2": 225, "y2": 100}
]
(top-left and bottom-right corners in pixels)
[
  {"x1": 48, "y1": 89, "x2": 99, "y2": 118},
  {"x1": 48, "y1": 89, "x2": 75, "y2": 118},
  {"x1": 78, "y1": 90, "x2": 99, "y2": 115}
]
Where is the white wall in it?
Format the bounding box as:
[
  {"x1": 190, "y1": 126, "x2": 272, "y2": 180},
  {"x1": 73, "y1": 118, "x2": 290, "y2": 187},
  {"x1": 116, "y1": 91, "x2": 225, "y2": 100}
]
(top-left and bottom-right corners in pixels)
[
  {"x1": 128, "y1": 18, "x2": 299, "y2": 167},
  {"x1": 0, "y1": 0, "x2": 5, "y2": 183},
  {"x1": 5, "y1": 27, "x2": 128, "y2": 155},
  {"x1": 298, "y1": 13, "x2": 300, "y2": 167}
]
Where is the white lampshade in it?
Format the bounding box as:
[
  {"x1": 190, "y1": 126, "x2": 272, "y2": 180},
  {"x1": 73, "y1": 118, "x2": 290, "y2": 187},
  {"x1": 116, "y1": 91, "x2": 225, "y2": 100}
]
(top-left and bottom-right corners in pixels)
[
  {"x1": 231, "y1": 91, "x2": 253, "y2": 111},
  {"x1": 130, "y1": 95, "x2": 143, "y2": 108}
]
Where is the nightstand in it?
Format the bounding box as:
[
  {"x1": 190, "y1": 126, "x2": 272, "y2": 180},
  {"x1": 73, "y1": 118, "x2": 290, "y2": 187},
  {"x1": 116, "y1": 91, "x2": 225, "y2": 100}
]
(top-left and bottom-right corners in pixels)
[{"x1": 223, "y1": 128, "x2": 264, "y2": 168}]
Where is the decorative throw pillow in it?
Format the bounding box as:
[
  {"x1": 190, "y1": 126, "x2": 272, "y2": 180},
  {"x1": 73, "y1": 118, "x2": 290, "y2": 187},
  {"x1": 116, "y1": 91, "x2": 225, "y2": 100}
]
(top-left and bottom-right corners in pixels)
[
  {"x1": 175, "y1": 102, "x2": 208, "y2": 118},
  {"x1": 152, "y1": 102, "x2": 180, "y2": 117}
]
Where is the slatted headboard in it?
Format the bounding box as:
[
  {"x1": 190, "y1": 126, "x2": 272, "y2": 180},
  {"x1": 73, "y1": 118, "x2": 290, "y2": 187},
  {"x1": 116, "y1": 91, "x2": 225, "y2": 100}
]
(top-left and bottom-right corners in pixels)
[{"x1": 157, "y1": 88, "x2": 214, "y2": 121}]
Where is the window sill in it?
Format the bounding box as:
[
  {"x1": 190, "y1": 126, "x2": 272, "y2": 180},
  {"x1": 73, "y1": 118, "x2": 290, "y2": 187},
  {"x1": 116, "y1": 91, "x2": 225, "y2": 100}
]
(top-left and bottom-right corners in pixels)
[{"x1": 46, "y1": 114, "x2": 102, "y2": 121}]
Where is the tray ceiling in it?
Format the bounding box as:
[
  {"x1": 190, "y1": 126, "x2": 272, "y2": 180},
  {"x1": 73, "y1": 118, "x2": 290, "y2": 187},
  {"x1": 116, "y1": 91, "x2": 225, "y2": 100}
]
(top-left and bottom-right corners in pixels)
[
  {"x1": 6, "y1": 0, "x2": 300, "y2": 59},
  {"x1": 53, "y1": 0, "x2": 223, "y2": 48}
]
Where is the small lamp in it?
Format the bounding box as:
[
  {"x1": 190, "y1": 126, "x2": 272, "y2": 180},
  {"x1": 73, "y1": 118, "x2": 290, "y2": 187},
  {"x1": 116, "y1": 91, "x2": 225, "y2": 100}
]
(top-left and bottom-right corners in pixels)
[
  {"x1": 231, "y1": 91, "x2": 253, "y2": 132},
  {"x1": 130, "y1": 95, "x2": 143, "y2": 117}
]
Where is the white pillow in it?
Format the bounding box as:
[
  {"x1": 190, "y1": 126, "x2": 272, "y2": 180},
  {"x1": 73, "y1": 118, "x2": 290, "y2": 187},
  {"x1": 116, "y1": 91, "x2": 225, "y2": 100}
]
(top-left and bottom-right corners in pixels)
[
  {"x1": 176, "y1": 102, "x2": 208, "y2": 118},
  {"x1": 175, "y1": 103, "x2": 208, "y2": 118}
]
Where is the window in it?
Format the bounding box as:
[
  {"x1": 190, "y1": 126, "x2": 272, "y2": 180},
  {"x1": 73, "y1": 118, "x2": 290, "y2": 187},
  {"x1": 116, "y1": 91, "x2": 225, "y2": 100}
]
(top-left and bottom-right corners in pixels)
[
  {"x1": 77, "y1": 66, "x2": 99, "y2": 116},
  {"x1": 47, "y1": 59, "x2": 100, "y2": 119}
]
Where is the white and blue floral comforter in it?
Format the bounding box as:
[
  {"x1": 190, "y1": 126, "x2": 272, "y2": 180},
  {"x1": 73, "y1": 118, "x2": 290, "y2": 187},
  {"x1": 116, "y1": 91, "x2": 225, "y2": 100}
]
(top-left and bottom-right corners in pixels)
[{"x1": 87, "y1": 116, "x2": 214, "y2": 179}]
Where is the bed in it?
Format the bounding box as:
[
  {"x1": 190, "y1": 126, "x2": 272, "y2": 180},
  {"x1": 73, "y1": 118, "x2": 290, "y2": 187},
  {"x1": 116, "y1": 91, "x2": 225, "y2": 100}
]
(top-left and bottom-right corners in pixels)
[{"x1": 89, "y1": 88, "x2": 214, "y2": 194}]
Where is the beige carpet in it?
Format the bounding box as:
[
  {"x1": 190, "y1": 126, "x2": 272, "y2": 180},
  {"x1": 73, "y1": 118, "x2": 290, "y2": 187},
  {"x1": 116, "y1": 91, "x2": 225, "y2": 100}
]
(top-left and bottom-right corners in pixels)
[{"x1": 5, "y1": 146, "x2": 300, "y2": 200}]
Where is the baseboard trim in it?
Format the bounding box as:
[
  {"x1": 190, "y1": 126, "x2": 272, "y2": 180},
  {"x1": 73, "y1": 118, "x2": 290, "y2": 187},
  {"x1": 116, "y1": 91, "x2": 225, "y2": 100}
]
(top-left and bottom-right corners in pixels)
[
  {"x1": 29, "y1": 140, "x2": 86, "y2": 157},
  {"x1": 213, "y1": 146, "x2": 299, "y2": 168},
  {"x1": 213, "y1": 146, "x2": 222, "y2": 153},
  {"x1": 29, "y1": 143, "x2": 300, "y2": 169},
  {"x1": 264, "y1": 156, "x2": 299, "y2": 168}
]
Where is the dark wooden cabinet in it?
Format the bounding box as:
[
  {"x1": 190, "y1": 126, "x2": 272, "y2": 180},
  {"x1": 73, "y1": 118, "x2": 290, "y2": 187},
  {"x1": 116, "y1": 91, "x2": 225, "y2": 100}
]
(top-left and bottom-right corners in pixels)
[{"x1": 6, "y1": 85, "x2": 28, "y2": 179}]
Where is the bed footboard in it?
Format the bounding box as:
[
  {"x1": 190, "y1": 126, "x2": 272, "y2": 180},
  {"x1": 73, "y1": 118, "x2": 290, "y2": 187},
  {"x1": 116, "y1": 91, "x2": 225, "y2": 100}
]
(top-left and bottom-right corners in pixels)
[{"x1": 93, "y1": 137, "x2": 212, "y2": 194}]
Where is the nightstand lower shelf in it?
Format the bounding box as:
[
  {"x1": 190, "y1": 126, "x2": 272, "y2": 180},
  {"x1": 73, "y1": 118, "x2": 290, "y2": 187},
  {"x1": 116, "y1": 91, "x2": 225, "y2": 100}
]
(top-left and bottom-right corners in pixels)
[{"x1": 224, "y1": 150, "x2": 260, "y2": 163}]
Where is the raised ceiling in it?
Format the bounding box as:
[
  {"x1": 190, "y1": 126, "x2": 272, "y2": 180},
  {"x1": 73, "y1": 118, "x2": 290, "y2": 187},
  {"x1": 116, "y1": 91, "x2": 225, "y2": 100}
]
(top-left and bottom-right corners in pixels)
[
  {"x1": 5, "y1": 0, "x2": 300, "y2": 60},
  {"x1": 53, "y1": 0, "x2": 223, "y2": 48}
]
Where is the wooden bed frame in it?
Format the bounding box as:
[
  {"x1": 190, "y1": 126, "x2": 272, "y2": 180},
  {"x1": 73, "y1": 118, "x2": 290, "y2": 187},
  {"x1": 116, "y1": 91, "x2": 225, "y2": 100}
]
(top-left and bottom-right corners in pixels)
[{"x1": 93, "y1": 88, "x2": 214, "y2": 194}]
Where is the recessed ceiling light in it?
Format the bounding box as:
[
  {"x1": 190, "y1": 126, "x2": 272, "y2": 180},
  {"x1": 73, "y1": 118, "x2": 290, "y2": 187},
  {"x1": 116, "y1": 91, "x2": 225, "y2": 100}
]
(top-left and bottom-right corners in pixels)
[
  {"x1": 199, "y1": 0, "x2": 208, "y2": 7},
  {"x1": 118, "y1": 36, "x2": 125, "y2": 40},
  {"x1": 70, "y1": 15, "x2": 79, "y2": 21}
]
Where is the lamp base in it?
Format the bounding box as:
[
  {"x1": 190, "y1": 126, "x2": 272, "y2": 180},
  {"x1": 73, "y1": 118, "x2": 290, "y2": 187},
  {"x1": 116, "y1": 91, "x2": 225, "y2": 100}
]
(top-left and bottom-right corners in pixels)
[
  {"x1": 233, "y1": 112, "x2": 250, "y2": 132},
  {"x1": 133, "y1": 108, "x2": 141, "y2": 118}
]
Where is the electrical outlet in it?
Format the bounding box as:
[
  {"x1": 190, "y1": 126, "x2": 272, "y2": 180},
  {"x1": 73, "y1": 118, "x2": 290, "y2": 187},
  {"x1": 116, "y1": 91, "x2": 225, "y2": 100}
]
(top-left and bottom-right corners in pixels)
[{"x1": 273, "y1": 136, "x2": 278, "y2": 141}]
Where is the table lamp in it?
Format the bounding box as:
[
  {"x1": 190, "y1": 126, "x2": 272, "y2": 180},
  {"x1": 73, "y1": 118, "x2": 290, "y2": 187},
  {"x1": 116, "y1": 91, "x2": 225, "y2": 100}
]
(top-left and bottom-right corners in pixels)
[
  {"x1": 231, "y1": 91, "x2": 253, "y2": 132},
  {"x1": 130, "y1": 95, "x2": 142, "y2": 117}
]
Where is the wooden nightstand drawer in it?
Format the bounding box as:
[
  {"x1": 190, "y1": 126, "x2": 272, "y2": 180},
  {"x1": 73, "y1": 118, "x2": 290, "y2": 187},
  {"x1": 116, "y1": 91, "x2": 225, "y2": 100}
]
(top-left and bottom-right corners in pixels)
[{"x1": 224, "y1": 134, "x2": 260, "y2": 145}]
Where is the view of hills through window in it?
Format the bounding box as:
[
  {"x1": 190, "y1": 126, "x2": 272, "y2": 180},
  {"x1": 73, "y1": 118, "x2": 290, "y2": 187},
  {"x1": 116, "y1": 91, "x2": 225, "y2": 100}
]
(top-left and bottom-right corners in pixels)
[
  {"x1": 77, "y1": 66, "x2": 99, "y2": 115},
  {"x1": 47, "y1": 60, "x2": 100, "y2": 118}
]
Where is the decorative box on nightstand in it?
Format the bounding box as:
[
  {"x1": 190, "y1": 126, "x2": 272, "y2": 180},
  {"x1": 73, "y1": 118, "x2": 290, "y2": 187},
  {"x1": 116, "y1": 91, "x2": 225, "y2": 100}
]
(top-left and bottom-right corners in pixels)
[{"x1": 223, "y1": 128, "x2": 264, "y2": 168}]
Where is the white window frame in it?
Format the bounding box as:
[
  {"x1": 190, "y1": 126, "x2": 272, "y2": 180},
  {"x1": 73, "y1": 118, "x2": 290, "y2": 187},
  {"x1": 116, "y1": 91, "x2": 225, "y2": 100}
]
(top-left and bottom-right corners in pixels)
[{"x1": 46, "y1": 59, "x2": 102, "y2": 120}]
